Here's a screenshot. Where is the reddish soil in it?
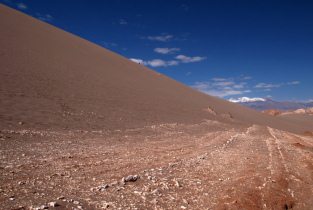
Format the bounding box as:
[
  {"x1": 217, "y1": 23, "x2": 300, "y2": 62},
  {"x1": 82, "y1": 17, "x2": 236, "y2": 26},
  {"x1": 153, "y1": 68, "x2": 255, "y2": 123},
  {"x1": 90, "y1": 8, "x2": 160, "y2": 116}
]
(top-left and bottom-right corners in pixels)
[{"x1": 1, "y1": 122, "x2": 313, "y2": 209}]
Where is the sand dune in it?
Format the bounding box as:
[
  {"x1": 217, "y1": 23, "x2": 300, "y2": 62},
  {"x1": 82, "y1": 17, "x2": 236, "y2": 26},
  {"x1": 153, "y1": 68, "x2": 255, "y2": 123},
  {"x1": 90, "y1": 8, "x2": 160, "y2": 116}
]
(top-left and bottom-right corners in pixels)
[
  {"x1": 0, "y1": 4, "x2": 311, "y2": 134},
  {"x1": 1, "y1": 4, "x2": 313, "y2": 210}
]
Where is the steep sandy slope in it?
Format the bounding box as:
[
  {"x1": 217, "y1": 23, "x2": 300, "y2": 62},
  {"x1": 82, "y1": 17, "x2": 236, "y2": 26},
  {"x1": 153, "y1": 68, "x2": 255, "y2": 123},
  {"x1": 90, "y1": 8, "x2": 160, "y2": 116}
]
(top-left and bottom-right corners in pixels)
[{"x1": 0, "y1": 4, "x2": 311, "y2": 134}]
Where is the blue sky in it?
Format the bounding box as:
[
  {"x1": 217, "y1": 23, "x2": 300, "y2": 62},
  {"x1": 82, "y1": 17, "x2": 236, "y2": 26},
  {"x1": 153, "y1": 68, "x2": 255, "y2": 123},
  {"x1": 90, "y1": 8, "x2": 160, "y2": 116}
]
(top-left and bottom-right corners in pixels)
[{"x1": 2, "y1": 0, "x2": 313, "y2": 101}]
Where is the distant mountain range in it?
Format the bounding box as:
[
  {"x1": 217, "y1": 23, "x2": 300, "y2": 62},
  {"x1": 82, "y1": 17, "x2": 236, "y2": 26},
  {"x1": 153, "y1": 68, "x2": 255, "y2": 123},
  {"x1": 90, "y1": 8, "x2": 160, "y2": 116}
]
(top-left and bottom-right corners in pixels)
[{"x1": 230, "y1": 97, "x2": 313, "y2": 111}]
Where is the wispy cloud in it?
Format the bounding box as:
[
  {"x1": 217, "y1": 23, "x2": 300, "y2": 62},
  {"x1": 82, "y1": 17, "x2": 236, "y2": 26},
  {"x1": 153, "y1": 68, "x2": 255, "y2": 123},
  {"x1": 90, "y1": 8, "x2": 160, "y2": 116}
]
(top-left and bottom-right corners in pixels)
[
  {"x1": 192, "y1": 77, "x2": 251, "y2": 97},
  {"x1": 154, "y1": 48, "x2": 180, "y2": 54},
  {"x1": 255, "y1": 81, "x2": 300, "y2": 90},
  {"x1": 147, "y1": 59, "x2": 178, "y2": 67},
  {"x1": 119, "y1": 19, "x2": 127, "y2": 25},
  {"x1": 130, "y1": 58, "x2": 178, "y2": 67},
  {"x1": 287, "y1": 81, "x2": 300, "y2": 85},
  {"x1": 180, "y1": 4, "x2": 189, "y2": 11},
  {"x1": 192, "y1": 76, "x2": 301, "y2": 99},
  {"x1": 242, "y1": 76, "x2": 252, "y2": 80},
  {"x1": 255, "y1": 83, "x2": 282, "y2": 89},
  {"x1": 36, "y1": 13, "x2": 53, "y2": 22},
  {"x1": 130, "y1": 58, "x2": 145, "y2": 64},
  {"x1": 175, "y1": 55, "x2": 206, "y2": 63},
  {"x1": 212, "y1": 78, "x2": 227, "y2": 82},
  {"x1": 10, "y1": 2, "x2": 54, "y2": 22},
  {"x1": 16, "y1": 2, "x2": 27, "y2": 10},
  {"x1": 101, "y1": 41, "x2": 118, "y2": 48},
  {"x1": 186, "y1": 71, "x2": 192, "y2": 76},
  {"x1": 130, "y1": 53, "x2": 205, "y2": 68},
  {"x1": 146, "y1": 35, "x2": 173, "y2": 42}
]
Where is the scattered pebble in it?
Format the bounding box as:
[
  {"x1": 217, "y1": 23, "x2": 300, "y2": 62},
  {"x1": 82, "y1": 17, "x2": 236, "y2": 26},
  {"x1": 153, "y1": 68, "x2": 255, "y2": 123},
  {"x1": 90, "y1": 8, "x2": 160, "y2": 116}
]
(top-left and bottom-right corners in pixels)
[
  {"x1": 39, "y1": 204, "x2": 48, "y2": 209},
  {"x1": 110, "y1": 181, "x2": 118, "y2": 186},
  {"x1": 151, "y1": 189, "x2": 160, "y2": 195},
  {"x1": 122, "y1": 174, "x2": 140, "y2": 183},
  {"x1": 91, "y1": 183, "x2": 109, "y2": 191},
  {"x1": 99, "y1": 184, "x2": 109, "y2": 191},
  {"x1": 174, "y1": 180, "x2": 181, "y2": 187},
  {"x1": 18, "y1": 181, "x2": 26, "y2": 185},
  {"x1": 183, "y1": 199, "x2": 189, "y2": 204},
  {"x1": 101, "y1": 202, "x2": 110, "y2": 209},
  {"x1": 57, "y1": 196, "x2": 65, "y2": 200},
  {"x1": 48, "y1": 201, "x2": 59, "y2": 207}
]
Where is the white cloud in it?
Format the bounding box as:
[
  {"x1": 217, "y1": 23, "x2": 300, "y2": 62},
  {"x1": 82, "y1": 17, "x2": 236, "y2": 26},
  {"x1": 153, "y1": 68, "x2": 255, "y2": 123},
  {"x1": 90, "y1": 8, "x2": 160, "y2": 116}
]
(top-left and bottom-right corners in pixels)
[
  {"x1": 229, "y1": 97, "x2": 266, "y2": 103},
  {"x1": 147, "y1": 35, "x2": 173, "y2": 42},
  {"x1": 212, "y1": 78, "x2": 227, "y2": 82},
  {"x1": 192, "y1": 77, "x2": 300, "y2": 98},
  {"x1": 130, "y1": 58, "x2": 145, "y2": 64},
  {"x1": 287, "y1": 81, "x2": 300, "y2": 85},
  {"x1": 129, "y1": 58, "x2": 178, "y2": 67},
  {"x1": 192, "y1": 77, "x2": 251, "y2": 98},
  {"x1": 154, "y1": 48, "x2": 180, "y2": 54},
  {"x1": 119, "y1": 19, "x2": 127, "y2": 25},
  {"x1": 255, "y1": 81, "x2": 300, "y2": 90},
  {"x1": 233, "y1": 83, "x2": 246, "y2": 89},
  {"x1": 166, "y1": 60, "x2": 179, "y2": 66},
  {"x1": 242, "y1": 76, "x2": 252, "y2": 80},
  {"x1": 101, "y1": 41, "x2": 118, "y2": 48},
  {"x1": 206, "y1": 89, "x2": 250, "y2": 97},
  {"x1": 16, "y1": 2, "x2": 27, "y2": 10},
  {"x1": 175, "y1": 54, "x2": 206, "y2": 63},
  {"x1": 255, "y1": 83, "x2": 282, "y2": 89},
  {"x1": 146, "y1": 59, "x2": 167, "y2": 67},
  {"x1": 129, "y1": 53, "x2": 206, "y2": 67},
  {"x1": 147, "y1": 59, "x2": 178, "y2": 67},
  {"x1": 214, "y1": 81, "x2": 236, "y2": 87},
  {"x1": 36, "y1": 13, "x2": 53, "y2": 22}
]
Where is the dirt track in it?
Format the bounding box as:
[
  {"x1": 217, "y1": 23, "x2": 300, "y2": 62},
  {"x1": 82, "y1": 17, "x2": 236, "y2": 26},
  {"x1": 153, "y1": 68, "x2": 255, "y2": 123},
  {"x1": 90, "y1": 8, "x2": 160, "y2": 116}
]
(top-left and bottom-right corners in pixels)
[{"x1": 1, "y1": 121, "x2": 312, "y2": 210}]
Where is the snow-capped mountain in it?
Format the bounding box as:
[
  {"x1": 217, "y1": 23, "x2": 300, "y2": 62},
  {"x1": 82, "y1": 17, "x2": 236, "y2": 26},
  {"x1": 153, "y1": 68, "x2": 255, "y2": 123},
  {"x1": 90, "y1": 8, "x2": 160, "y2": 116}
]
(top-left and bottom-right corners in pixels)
[
  {"x1": 229, "y1": 97, "x2": 266, "y2": 103},
  {"x1": 230, "y1": 97, "x2": 313, "y2": 111}
]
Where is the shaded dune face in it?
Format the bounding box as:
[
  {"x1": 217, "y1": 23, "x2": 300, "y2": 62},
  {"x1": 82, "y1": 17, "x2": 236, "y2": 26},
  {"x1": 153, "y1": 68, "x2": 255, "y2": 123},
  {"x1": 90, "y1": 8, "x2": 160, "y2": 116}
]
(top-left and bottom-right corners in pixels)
[{"x1": 0, "y1": 4, "x2": 311, "y2": 133}]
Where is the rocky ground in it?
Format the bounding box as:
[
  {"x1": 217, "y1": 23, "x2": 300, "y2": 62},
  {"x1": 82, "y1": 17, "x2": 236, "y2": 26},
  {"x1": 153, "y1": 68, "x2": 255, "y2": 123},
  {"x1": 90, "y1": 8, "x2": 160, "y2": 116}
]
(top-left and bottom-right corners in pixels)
[{"x1": 1, "y1": 120, "x2": 313, "y2": 210}]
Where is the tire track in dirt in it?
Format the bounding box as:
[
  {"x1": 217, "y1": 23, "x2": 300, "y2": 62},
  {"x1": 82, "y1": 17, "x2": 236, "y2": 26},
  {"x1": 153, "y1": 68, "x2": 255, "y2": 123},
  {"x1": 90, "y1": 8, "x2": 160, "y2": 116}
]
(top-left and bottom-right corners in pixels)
[
  {"x1": 264, "y1": 136, "x2": 275, "y2": 177},
  {"x1": 2, "y1": 122, "x2": 312, "y2": 209},
  {"x1": 268, "y1": 127, "x2": 290, "y2": 174},
  {"x1": 212, "y1": 125, "x2": 296, "y2": 209},
  {"x1": 220, "y1": 124, "x2": 255, "y2": 150},
  {"x1": 264, "y1": 127, "x2": 295, "y2": 209},
  {"x1": 199, "y1": 125, "x2": 270, "y2": 209},
  {"x1": 270, "y1": 130, "x2": 313, "y2": 209}
]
